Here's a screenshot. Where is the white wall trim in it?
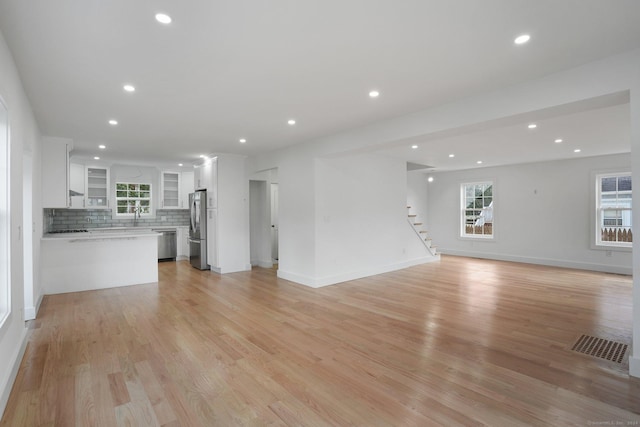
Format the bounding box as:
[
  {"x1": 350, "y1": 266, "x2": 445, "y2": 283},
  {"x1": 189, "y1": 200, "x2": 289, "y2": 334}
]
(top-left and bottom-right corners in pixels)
[
  {"x1": 0, "y1": 327, "x2": 28, "y2": 419},
  {"x1": 440, "y1": 249, "x2": 632, "y2": 275},
  {"x1": 278, "y1": 255, "x2": 440, "y2": 288},
  {"x1": 630, "y1": 355, "x2": 640, "y2": 378},
  {"x1": 251, "y1": 259, "x2": 273, "y2": 268},
  {"x1": 24, "y1": 292, "x2": 43, "y2": 321}
]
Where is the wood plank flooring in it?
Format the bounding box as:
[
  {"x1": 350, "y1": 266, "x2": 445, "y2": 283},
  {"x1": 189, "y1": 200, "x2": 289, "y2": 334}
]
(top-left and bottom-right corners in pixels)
[{"x1": 2, "y1": 256, "x2": 640, "y2": 426}]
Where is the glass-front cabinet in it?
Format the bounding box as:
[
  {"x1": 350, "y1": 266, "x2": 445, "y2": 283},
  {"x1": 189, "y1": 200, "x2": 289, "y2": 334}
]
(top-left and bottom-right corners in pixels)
[
  {"x1": 161, "y1": 171, "x2": 181, "y2": 208},
  {"x1": 86, "y1": 166, "x2": 109, "y2": 207}
]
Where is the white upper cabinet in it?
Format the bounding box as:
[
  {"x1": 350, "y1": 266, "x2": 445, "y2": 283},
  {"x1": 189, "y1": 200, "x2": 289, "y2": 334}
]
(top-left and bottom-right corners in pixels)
[
  {"x1": 42, "y1": 137, "x2": 72, "y2": 208},
  {"x1": 181, "y1": 171, "x2": 194, "y2": 209},
  {"x1": 194, "y1": 158, "x2": 217, "y2": 208},
  {"x1": 69, "y1": 162, "x2": 85, "y2": 208},
  {"x1": 85, "y1": 166, "x2": 110, "y2": 208},
  {"x1": 160, "y1": 171, "x2": 181, "y2": 209}
]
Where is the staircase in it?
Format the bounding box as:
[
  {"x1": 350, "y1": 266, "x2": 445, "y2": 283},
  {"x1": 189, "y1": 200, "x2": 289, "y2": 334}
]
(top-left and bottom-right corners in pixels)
[{"x1": 407, "y1": 206, "x2": 438, "y2": 257}]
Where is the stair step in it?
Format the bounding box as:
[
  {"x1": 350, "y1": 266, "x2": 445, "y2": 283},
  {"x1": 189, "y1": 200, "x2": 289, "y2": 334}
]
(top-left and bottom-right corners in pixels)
[
  {"x1": 419, "y1": 230, "x2": 428, "y2": 234},
  {"x1": 407, "y1": 206, "x2": 411, "y2": 209},
  {"x1": 408, "y1": 214, "x2": 417, "y2": 218},
  {"x1": 414, "y1": 222, "x2": 423, "y2": 226}
]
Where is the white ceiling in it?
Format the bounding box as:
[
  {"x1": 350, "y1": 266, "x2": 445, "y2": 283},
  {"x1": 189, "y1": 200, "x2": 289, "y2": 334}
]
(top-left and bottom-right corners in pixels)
[
  {"x1": 0, "y1": 0, "x2": 639, "y2": 168},
  {"x1": 378, "y1": 98, "x2": 631, "y2": 172}
]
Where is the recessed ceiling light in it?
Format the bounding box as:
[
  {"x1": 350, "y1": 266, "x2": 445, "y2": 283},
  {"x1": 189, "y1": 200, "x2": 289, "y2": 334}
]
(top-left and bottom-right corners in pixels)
[
  {"x1": 448, "y1": 154, "x2": 455, "y2": 158},
  {"x1": 98, "y1": 144, "x2": 106, "y2": 149},
  {"x1": 369, "y1": 90, "x2": 380, "y2": 98},
  {"x1": 514, "y1": 34, "x2": 531, "y2": 45},
  {"x1": 287, "y1": 119, "x2": 296, "y2": 125},
  {"x1": 199, "y1": 154, "x2": 205, "y2": 158},
  {"x1": 178, "y1": 163, "x2": 183, "y2": 167},
  {"x1": 93, "y1": 156, "x2": 100, "y2": 160},
  {"x1": 155, "y1": 13, "x2": 172, "y2": 24},
  {"x1": 411, "y1": 145, "x2": 418, "y2": 149},
  {"x1": 108, "y1": 119, "x2": 118, "y2": 125},
  {"x1": 239, "y1": 138, "x2": 247, "y2": 143},
  {"x1": 574, "y1": 149, "x2": 581, "y2": 153},
  {"x1": 555, "y1": 139, "x2": 563, "y2": 143},
  {"x1": 123, "y1": 84, "x2": 135, "y2": 92},
  {"x1": 427, "y1": 176, "x2": 434, "y2": 183},
  {"x1": 528, "y1": 123, "x2": 537, "y2": 129},
  {"x1": 477, "y1": 160, "x2": 483, "y2": 164}
]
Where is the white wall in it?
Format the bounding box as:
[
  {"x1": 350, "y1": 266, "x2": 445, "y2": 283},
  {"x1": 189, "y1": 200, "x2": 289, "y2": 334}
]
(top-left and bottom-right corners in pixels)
[
  {"x1": 407, "y1": 170, "x2": 430, "y2": 230},
  {"x1": 249, "y1": 180, "x2": 271, "y2": 267},
  {"x1": 424, "y1": 153, "x2": 632, "y2": 274},
  {"x1": 0, "y1": 29, "x2": 38, "y2": 416},
  {"x1": 216, "y1": 154, "x2": 250, "y2": 273},
  {"x1": 313, "y1": 154, "x2": 432, "y2": 286},
  {"x1": 275, "y1": 157, "x2": 318, "y2": 283}
]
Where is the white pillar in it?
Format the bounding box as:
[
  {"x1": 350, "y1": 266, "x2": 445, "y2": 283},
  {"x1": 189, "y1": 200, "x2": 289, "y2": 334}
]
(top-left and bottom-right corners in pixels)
[{"x1": 630, "y1": 84, "x2": 640, "y2": 377}]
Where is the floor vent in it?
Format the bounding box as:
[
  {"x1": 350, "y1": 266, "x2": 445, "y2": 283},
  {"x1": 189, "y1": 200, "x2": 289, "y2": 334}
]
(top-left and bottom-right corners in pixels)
[{"x1": 571, "y1": 334, "x2": 628, "y2": 363}]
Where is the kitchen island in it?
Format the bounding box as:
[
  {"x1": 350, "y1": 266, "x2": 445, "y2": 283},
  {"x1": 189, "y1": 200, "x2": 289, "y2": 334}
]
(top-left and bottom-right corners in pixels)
[{"x1": 41, "y1": 229, "x2": 160, "y2": 294}]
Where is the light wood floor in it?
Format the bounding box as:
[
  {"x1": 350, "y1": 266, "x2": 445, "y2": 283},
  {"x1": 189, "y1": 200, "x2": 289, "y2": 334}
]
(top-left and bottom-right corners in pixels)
[{"x1": 2, "y1": 256, "x2": 640, "y2": 426}]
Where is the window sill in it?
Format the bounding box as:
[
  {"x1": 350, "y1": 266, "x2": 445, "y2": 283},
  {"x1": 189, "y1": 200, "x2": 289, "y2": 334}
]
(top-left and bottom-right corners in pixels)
[
  {"x1": 458, "y1": 235, "x2": 495, "y2": 242},
  {"x1": 592, "y1": 243, "x2": 632, "y2": 252}
]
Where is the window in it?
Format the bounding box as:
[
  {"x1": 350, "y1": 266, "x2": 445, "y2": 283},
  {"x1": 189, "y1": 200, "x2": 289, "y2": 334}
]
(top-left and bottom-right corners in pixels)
[
  {"x1": 461, "y1": 181, "x2": 493, "y2": 238},
  {"x1": 0, "y1": 98, "x2": 9, "y2": 328},
  {"x1": 115, "y1": 183, "x2": 152, "y2": 216},
  {"x1": 596, "y1": 173, "x2": 631, "y2": 247}
]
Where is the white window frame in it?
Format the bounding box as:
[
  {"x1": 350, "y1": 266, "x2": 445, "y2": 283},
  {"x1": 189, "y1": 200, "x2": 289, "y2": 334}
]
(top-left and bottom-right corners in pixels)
[
  {"x1": 460, "y1": 181, "x2": 494, "y2": 239},
  {"x1": 0, "y1": 96, "x2": 10, "y2": 331},
  {"x1": 115, "y1": 182, "x2": 152, "y2": 217},
  {"x1": 595, "y1": 172, "x2": 632, "y2": 249}
]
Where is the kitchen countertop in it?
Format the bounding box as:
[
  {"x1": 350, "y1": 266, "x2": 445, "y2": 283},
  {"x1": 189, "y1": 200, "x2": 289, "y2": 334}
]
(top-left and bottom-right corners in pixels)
[{"x1": 42, "y1": 228, "x2": 162, "y2": 241}]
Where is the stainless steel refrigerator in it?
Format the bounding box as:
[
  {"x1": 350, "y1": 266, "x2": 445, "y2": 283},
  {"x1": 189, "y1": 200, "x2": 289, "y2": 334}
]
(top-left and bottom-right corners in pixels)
[{"x1": 189, "y1": 190, "x2": 209, "y2": 270}]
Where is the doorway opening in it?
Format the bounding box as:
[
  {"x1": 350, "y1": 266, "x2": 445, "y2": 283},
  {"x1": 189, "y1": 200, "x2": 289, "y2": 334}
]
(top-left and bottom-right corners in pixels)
[{"x1": 249, "y1": 167, "x2": 278, "y2": 269}]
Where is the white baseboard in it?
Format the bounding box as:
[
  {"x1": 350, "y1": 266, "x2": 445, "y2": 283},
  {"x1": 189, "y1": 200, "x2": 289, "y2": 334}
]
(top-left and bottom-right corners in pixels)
[
  {"x1": 439, "y1": 249, "x2": 632, "y2": 275},
  {"x1": 251, "y1": 259, "x2": 273, "y2": 268},
  {"x1": 278, "y1": 255, "x2": 440, "y2": 288},
  {"x1": 0, "y1": 327, "x2": 28, "y2": 419},
  {"x1": 24, "y1": 306, "x2": 36, "y2": 321},
  {"x1": 210, "y1": 264, "x2": 252, "y2": 274},
  {"x1": 24, "y1": 293, "x2": 44, "y2": 321},
  {"x1": 630, "y1": 355, "x2": 640, "y2": 378}
]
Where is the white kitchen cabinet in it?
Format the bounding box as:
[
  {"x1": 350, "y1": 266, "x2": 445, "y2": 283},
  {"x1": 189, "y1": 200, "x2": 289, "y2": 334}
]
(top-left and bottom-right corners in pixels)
[
  {"x1": 194, "y1": 158, "x2": 217, "y2": 205},
  {"x1": 205, "y1": 154, "x2": 247, "y2": 274},
  {"x1": 206, "y1": 208, "x2": 218, "y2": 269},
  {"x1": 160, "y1": 171, "x2": 181, "y2": 209},
  {"x1": 69, "y1": 162, "x2": 85, "y2": 208},
  {"x1": 85, "y1": 166, "x2": 110, "y2": 208},
  {"x1": 176, "y1": 226, "x2": 189, "y2": 260},
  {"x1": 194, "y1": 164, "x2": 204, "y2": 190},
  {"x1": 180, "y1": 171, "x2": 194, "y2": 209},
  {"x1": 42, "y1": 137, "x2": 72, "y2": 208}
]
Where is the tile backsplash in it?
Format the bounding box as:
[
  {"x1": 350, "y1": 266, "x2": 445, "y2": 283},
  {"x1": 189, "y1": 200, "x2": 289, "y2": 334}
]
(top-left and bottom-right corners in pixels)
[{"x1": 44, "y1": 208, "x2": 189, "y2": 232}]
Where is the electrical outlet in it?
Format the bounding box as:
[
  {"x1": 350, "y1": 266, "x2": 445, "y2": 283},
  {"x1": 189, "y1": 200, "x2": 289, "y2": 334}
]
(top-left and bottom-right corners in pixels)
[{"x1": 606, "y1": 250, "x2": 612, "y2": 257}]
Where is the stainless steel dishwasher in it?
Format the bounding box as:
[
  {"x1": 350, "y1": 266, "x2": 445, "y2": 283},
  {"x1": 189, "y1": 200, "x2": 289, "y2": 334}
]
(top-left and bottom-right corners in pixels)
[{"x1": 153, "y1": 229, "x2": 177, "y2": 261}]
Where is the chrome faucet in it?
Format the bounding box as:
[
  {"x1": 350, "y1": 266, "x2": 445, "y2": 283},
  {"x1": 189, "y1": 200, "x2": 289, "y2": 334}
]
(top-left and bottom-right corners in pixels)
[{"x1": 133, "y1": 207, "x2": 141, "y2": 226}]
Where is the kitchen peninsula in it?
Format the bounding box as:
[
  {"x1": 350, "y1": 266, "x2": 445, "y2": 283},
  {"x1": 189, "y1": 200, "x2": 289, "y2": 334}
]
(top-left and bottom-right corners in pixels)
[{"x1": 41, "y1": 228, "x2": 160, "y2": 294}]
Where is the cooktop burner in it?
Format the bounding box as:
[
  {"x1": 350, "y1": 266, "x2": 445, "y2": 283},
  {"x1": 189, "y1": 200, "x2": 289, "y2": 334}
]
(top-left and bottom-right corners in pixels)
[{"x1": 49, "y1": 229, "x2": 89, "y2": 234}]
